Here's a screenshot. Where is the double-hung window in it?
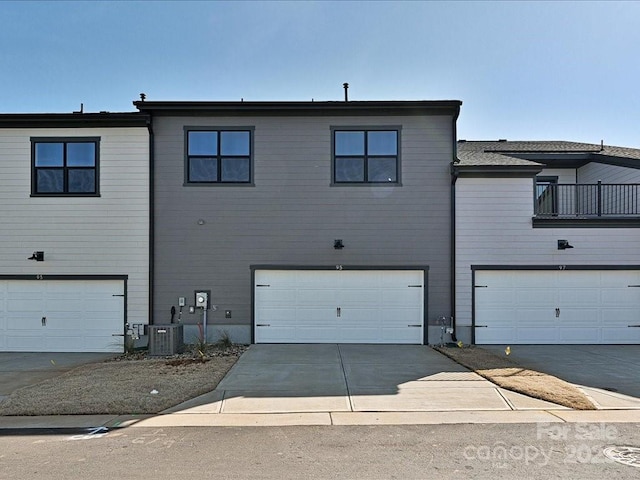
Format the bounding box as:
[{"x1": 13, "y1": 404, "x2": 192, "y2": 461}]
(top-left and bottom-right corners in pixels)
[
  {"x1": 186, "y1": 128, "x2": 252, "y2": 184},
  {"x1": 333, "y1": 128, "x2": 399, "y2": 184},
  {"x1": 31, "y1": 138, "x2": 99, "y2": 195}
]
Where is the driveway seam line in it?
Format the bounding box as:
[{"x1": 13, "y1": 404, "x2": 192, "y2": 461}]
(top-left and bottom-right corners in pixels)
[
  {"x1": 337, "y1": 345, "x2": 354, "y2": 412},
  {"x1": 494, "y1": 388, "x2": 516, "y2": 411}
]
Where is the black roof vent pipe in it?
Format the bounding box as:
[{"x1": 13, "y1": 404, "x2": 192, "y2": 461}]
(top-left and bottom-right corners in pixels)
[{"x1": 343, "y1": 83, "x2": 349, "y2": 102}]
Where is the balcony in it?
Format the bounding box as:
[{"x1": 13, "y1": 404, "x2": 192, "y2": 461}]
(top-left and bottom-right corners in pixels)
[{"x1": 534, "y1": 181, "x2": 640, "y2": 227}]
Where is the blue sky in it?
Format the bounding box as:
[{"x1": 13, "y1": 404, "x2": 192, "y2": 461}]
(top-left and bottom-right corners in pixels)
[{"x1": 1, "y1": 1, "x2": 639, "y2": 147}]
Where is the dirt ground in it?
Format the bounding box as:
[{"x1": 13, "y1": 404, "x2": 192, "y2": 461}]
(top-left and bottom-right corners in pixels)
[
  {"x1": 0, "y1": 345, "x2": 246, "y2": 416},
  {"x1": 0, "y1": 343, "x2": 597, "y2": 415},
  {"x1": 434, "y1": 345, "x2": 596, "y2": 410}
]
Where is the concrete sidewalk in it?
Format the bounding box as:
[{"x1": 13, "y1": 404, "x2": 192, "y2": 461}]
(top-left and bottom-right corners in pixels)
[
  {"x1": 2, "y1": 344, "x2": 640, "y2": 429},
  {"x1": 164, "y1": 344, "x2": 571, "y2": 415}
]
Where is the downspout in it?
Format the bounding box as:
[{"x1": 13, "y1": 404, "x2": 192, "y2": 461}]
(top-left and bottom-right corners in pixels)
[
  {"x1": 450, "y1": 167, "x2": 458, "y2": 343},
  {"x1": 449, "y1": 107, "x2": 460, "y2": 343},
  {"x1": 145, "y1": 114, "x2": 155, "y2": 326}
]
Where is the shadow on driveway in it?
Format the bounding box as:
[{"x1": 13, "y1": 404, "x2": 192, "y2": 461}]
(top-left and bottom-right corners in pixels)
[
  {"x1": 481, "y1": 345, "x2": 640, "y2": 408},
  {"x1": 167, "y1": 344, "x2": 568, "y2": 414}
]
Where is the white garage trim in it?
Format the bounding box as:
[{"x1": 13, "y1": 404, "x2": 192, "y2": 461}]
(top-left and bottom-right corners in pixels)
[
  {"x1": 252, "y1": 267, "x2": 427, "y2": 344},
  {"x1": 472, "y1": 266, "x2": 640, "y2": 345},
  {"x1": 0, "y1": 275, "x2": 127, "y2": 353}
]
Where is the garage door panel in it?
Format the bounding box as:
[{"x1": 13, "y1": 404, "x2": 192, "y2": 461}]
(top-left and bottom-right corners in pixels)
[
  {"x1": 0, "y1": 279, "x2": 124, "y2": 352},
  {"x1": 297, "y1": 289, "x2": 337, "y2": 304},
  {"x1": 296, "y1": 308, "x2": 340, "y2": 322},
  {"x1": 604, "y1": 308, "x2": 640, "y2": 326},
  {"x1": 381, "y1": 288, "x2": 422, "y2": 306},
  {"x1": 255, "y1": 269, "x2": 424, "y2": 344},
  {"x1": 602, "y1": 271, "x2": 640, "y2": 286},
  {"x1": 476, "y1": 307, "x2": 516, "y2": 326},
  {"x1": 337, "y1": 289, "x2": 380, "y2": 305},
  {"x1": 603, "y1": 327, "x2": 640, "y2": 343},
  {"x1": 515, "y1": 327, "x2": 558, "y2": 343},
  {"x1": 602, "y1": 289, "x2": 640, "y2": 306},
  {"x1": 560, "y1": 309, "x2": 599, "y2": 326},
  {"x1": 255, "y1": 326, "x2": 296, "y2": 343},
  {"x1": 475, "y1": 270, "x2": 640, "y2": 345},
  {"x1": 256, "y1": 288, "x2": 296, "y2": 305},
  {"x1": 559, "y1": 289, "x2": 601, "y2": 306},
  {"x1": 7, "y1": 335, "x2": 44, "y2": 351},
  {"x1": 515, "y1": 289, "x2": 556, "y2": 305},
  {"x1": 8, "y1": 296, "x2": 44, "y2": 312},
  {"x1": 341, "y1": 327, "x2": 380, "y2": 343},
  {"x1": 256, "y1": 307, "x2": 297, "y2": 322},
  {"x1": 559, "y1": 328, "x2": 600, "y2": 343},
  {"x1": 476, "y1": 327, "x2": 516, "y2": 344},
  {"x1": 477, "y1": 289, "x2": 515, "y2": 306}
]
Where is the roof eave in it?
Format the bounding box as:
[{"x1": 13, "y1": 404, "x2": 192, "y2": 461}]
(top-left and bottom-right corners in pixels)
[
  {"x1": 133, "y1": 100, "x2": 462, "y2": 116},
  {"x1": 452, "y1": 164, "x2": 544, "y2": 177},
  {"x1": 0, "y1": 112, "x2": 149, "y2": 128}
]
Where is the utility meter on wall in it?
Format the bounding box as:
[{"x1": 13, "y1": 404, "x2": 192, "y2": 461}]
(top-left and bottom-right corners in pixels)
[{"x1": 195, "y1": 292, "x2": 208, "y2": 308}]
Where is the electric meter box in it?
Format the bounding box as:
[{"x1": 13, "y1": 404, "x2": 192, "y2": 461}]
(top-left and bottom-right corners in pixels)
[{"x1": 195, "y1": 291, "x2": 209, "y2": 308}]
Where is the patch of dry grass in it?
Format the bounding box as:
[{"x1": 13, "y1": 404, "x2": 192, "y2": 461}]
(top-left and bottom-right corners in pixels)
[
  {"x1": 0, "y1": 349, "x2": 243, "y2": 416},
  {"x1": 434, "y1": 346, "x2": 596, "y2": 410}
]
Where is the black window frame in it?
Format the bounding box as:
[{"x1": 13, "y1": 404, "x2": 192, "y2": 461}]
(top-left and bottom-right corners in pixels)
[
  {"x1": 331, "y1": 126, "x2": 401, "y2": 186},
  {"x1": 535, "y1": 175, "x2": 559, "y2": 216},
  {"x1": 184, "y1": 126, "x2": 254, "y2": 186},
  {"x1": 31, "y1": 137, "x2": 100, "y2": 197}
]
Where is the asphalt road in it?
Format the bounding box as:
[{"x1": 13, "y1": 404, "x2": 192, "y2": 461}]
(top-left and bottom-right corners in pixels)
[{"x1": 1, "y1": 423, "x2": 639, "y2": 479}]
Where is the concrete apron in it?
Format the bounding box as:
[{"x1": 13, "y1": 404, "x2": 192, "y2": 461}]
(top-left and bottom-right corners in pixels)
[{"x1": 162, "y1": 344, "x2": 571, "y2": 417}]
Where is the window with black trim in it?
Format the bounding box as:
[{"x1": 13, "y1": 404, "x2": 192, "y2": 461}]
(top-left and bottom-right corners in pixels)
[
  {"x1": 535, "y1": 176, "x2": 558, "y2": 215},
  {"x1": 186, "y1": 129, "x2": 252, "y2": 183},
  {"x1": 31, "y1": 138, "x2": 99, "y2": 195},
  {"x1": 333, "y1": 129, "x2": 399, "y2": 184}
]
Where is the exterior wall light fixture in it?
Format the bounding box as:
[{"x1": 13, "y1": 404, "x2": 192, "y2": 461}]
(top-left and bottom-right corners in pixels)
[
  {"x1": 28, "y1": 251, "x2": 44, "y2": 261},
  {"x1": 557, "y1": 240, "x2": 574, "y2": 250}
]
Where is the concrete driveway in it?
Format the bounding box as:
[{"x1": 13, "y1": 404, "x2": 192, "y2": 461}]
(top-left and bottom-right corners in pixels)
[
  {"x1": 481, "y1": 345, "x2": 640, "y2": 409},
  {"x1": 167, "y1": 344, "x2": 568, "y2": 415},
  {"x1": 0, "y1": 352, "x2": 116, "y2": 402}
]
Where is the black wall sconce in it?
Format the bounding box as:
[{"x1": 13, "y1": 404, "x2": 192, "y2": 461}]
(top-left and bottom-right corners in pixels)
[
  {"x1": 28, "y1": 251, "x2": 44, "y2": 261},
  {"x1": 557, "y1": 240, "x2": 573, "y2": 250},
  {"x1": 334, "y1": 239, "x2": 344, "y2": 250}
]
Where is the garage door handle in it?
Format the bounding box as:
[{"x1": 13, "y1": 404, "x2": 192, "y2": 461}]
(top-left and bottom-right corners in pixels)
[
  {"x1": 41, "y1": 316, "x2": 46, "y2": 326},
  {"x1": 256, "y1": 324, "x2": 271, "y2": 327},
  {"x1": 407, "y1": 324, "x2": 421, "y2": 327},
  {"x1": 629, "y1": 325, "x2": 640, "y2": 328},
  {"x1": 475, "y1": 325, "x2": 488, "y2": 328},
  {"x1": 337, "y1": 307, "x2": 341, "y2": 318}
]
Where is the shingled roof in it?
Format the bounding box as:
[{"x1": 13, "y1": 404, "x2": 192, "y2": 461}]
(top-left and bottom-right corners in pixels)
[{"x1": 456, "y1": 140, "x2": 640, "y2": 168}]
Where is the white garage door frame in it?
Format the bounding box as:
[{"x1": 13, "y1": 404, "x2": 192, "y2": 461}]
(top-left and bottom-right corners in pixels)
[
  {"x1": 0, "y1": 274, "x2": 128, "y2": 352},
  {"x1": 471, "y1": 265, "x2": 640, "y2": 344},
  {"x1": 251, "y1": 265, "x2": 429, "y2": 344}
]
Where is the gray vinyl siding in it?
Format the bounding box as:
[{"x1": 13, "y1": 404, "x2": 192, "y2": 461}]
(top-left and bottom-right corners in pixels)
[
  {"x1": 0, "y1": 127, "x2": 150, "y2": 328},
  {"x1": 455, "y1": 176, "x2": 640, "y2": 344},
  {"x1": 153, "y1": 114, "x2": 455, "y2": 343},
  {"x1": 578, "y1": 162, "x2": 640, "y2": 184}
]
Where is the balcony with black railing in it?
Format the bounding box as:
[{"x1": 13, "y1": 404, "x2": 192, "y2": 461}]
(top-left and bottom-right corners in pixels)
[{"x1": 534, "y1": 181, "x2": 640, "y2": 225}]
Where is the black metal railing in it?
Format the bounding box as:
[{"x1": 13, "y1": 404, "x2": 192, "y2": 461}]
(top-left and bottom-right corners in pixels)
[{"x1": 535, "y1": 181, "x2": 640, "y2": 217}]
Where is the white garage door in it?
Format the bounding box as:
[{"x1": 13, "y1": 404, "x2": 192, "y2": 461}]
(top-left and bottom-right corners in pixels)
[
  {"x1": 0, "y1": 279, "x2": 125, "y2": 352},
  {"x1": 254, "y1": 269, "x2": 424, "y2": 344},
  {"x1": 475, "y1": 270, "x2": 640, "y2": 344}
]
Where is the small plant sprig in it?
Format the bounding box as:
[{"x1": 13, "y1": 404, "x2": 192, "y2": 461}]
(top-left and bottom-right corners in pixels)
[
  {"x1": 216, "y1": 329, "x2": 233, "y2": 349},
  {"x1": 192, "y1": 323, "x2": 208, "y2": 359}
]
